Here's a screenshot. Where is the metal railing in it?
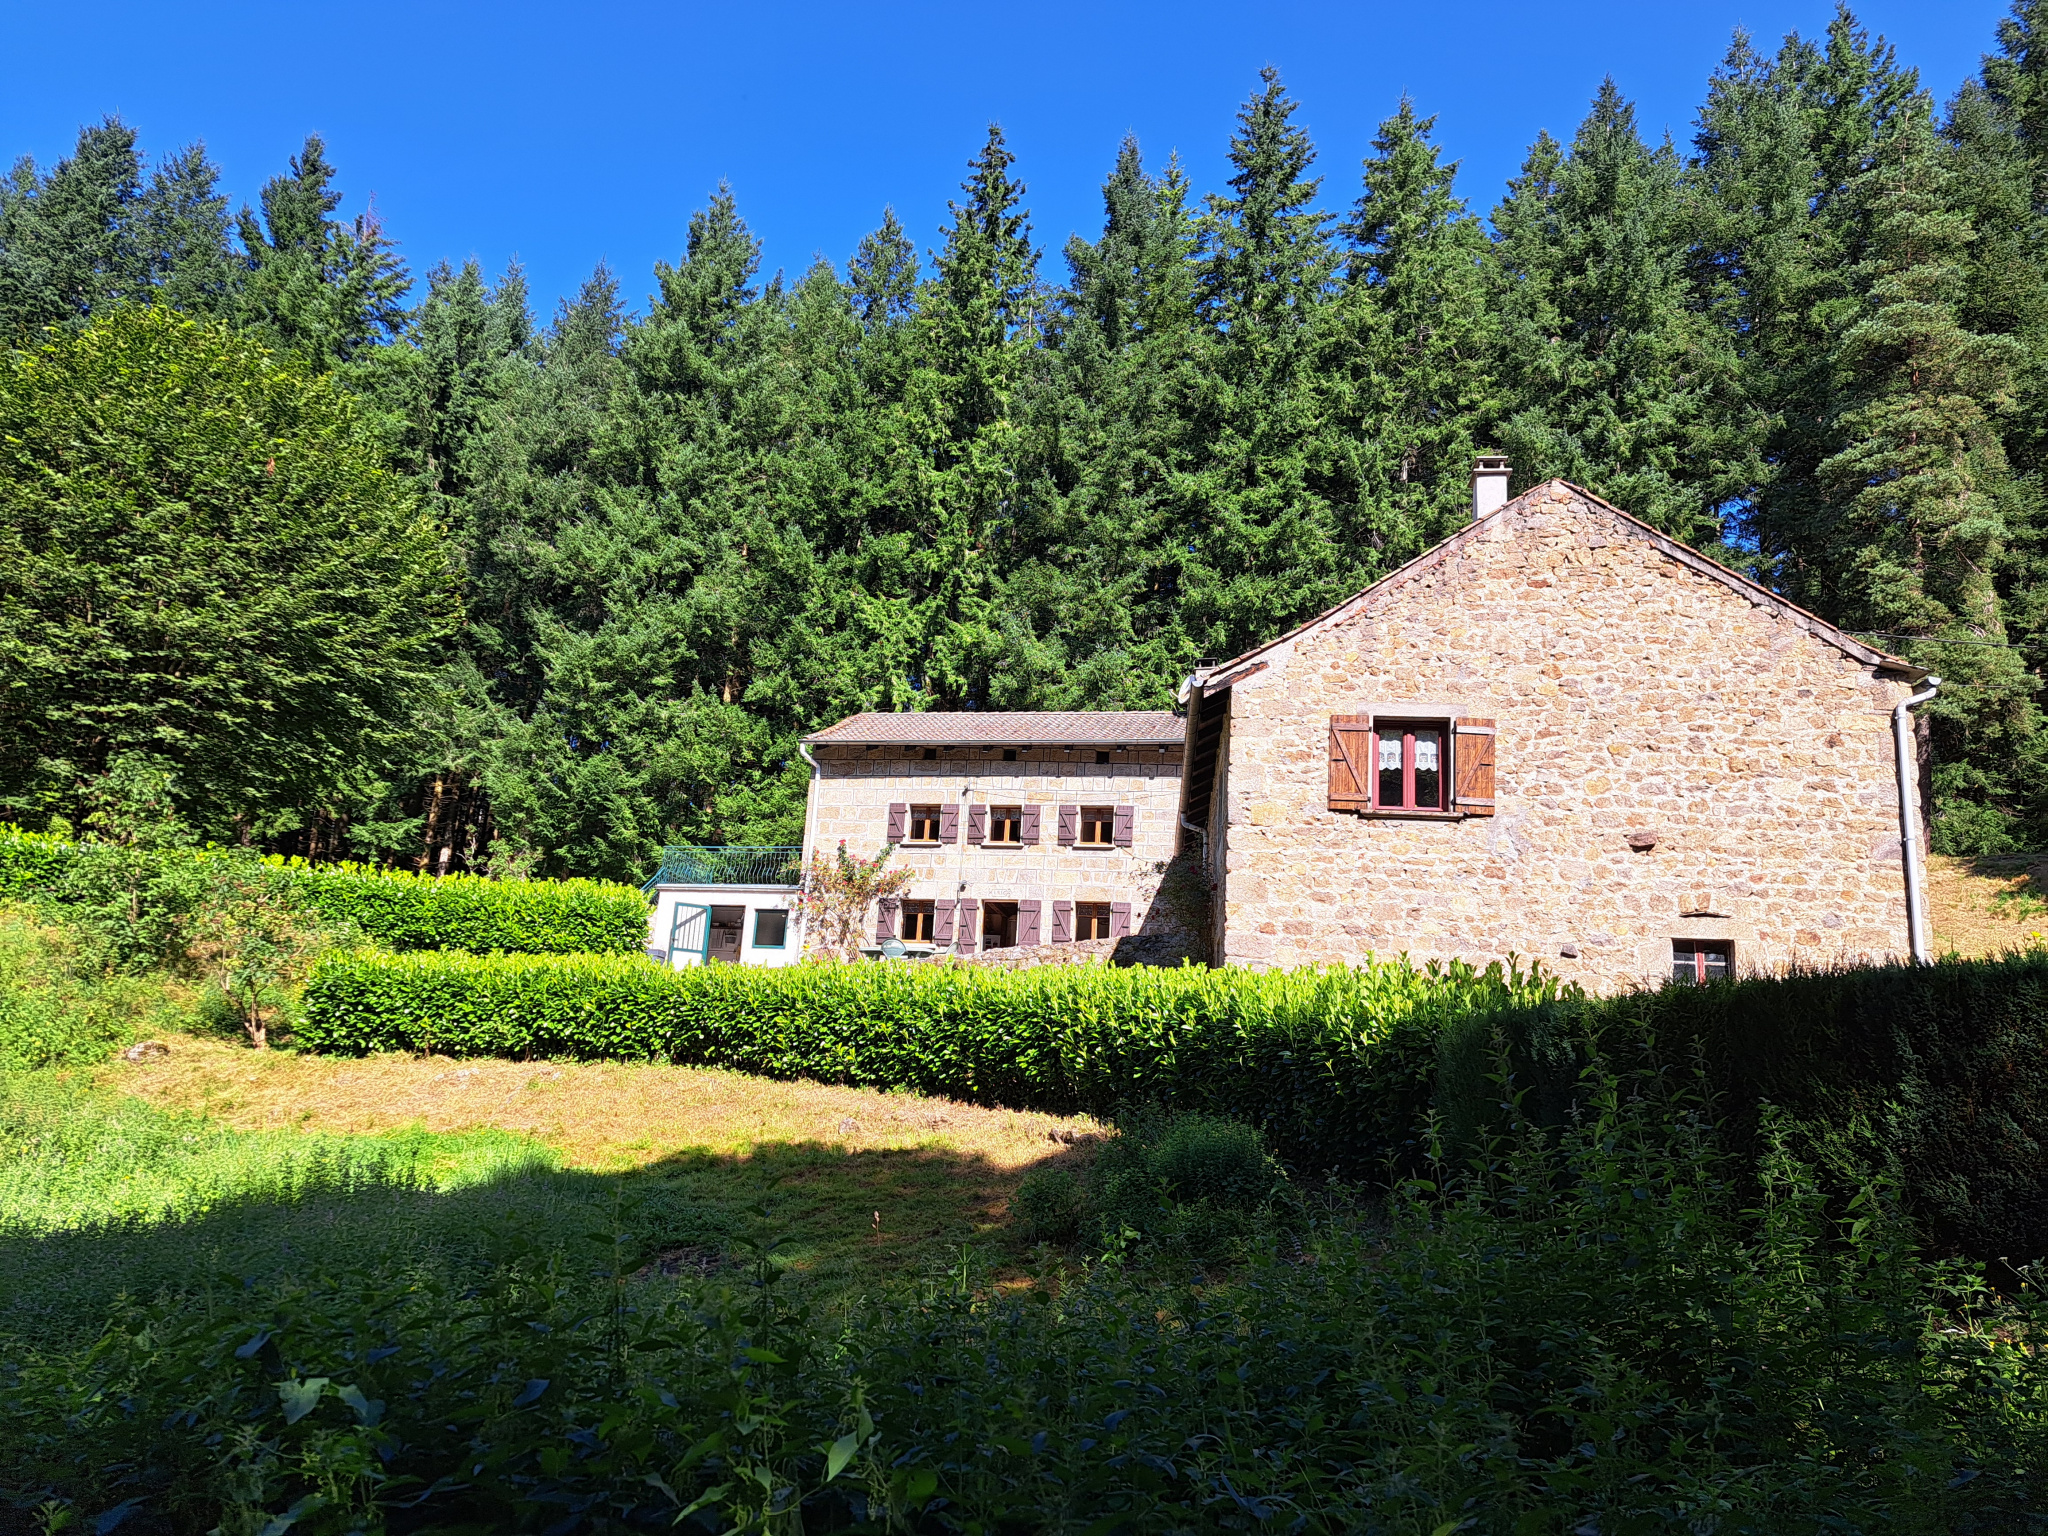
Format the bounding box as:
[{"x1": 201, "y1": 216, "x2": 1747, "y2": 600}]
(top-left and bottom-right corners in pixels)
[{"x1": 641, "y1": 845, "x2": 804, "y2": 892}]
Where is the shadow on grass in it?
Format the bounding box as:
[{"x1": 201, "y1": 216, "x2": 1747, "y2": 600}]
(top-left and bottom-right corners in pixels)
[{"x1": 0, "y1": 1134, "x2": 1090, "y2": 1348}]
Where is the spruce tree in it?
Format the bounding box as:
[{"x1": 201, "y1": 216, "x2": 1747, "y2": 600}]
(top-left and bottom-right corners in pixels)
[
  {"x1": 134, "y1": 142, "x2": 235, "y2": 317},
  {"x1": 1819, "y1": 108, "x2": 2039, "y2": 849},
  {"x1": 235, "y1": 134, "x2": 409, "y2": 369},
  {"x1": 1492, "y1": 81, "x2": 1738, "y2": 547},
  {"x1": 1178, "y1": 68, "x2": 1346, "y2": 662},
  {"x1": 1326, "y1": 98, "x2": 1495, "y2": 556},
  {"x1": 0, "y1": 118, "x2": 146, "y2": 337},
  {"x1": 900, "y1": 125, "x2": 1040, "y2": 707}
]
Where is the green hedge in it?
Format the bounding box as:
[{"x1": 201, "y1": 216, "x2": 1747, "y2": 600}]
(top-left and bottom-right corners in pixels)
[
  {"x1": 262, "y1": 858, "x2": 647, "y2": 955},
  {"x1": 1440, "y1": 952, "x2": 2048, "y2": 1263},
  {"x1": 0, "y1": 831, "x2": 647, "y2": 956},
  {"x1": 299, "y1": 951, "x2": 1563, "y2": 1173}
]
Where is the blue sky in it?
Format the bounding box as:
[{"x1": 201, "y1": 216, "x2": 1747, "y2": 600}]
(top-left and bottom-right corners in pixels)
[{"x1": 3, "y1": 0, "x2": 2014, "y2": 319}]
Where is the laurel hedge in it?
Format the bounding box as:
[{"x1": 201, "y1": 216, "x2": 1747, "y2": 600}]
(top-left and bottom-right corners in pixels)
[
  {"x1": 299, "y1": 950, "x2": 1565, "y2": 1173},
  {"x1": 1438, "y1": 950, "x2": 2048, "y2": 1264},
  {"x1": 0, "y1": 829, "x2": 647, "y2": 957},
  {"x1": 260, "y1": 858, "x2": 647, "y2": 955}
]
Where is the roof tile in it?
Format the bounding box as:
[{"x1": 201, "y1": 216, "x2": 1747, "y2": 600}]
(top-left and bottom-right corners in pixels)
[{"x1": 804, "y1": 710, "x2": 1184, "y2": 747}]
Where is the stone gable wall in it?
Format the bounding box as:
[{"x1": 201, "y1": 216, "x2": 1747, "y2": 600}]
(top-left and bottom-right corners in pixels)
[
  {"x1": 806, "y1": 741, "x2": 1185, "y2": 959},
  {"x1": 1213, "y1": 483, "x2": 1921, "y2": 990}
]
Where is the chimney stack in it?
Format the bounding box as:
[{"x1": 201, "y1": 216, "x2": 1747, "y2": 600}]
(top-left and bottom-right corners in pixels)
[{"x1": 1471, "y1": 455, "x2": 1510, "y2": 520}]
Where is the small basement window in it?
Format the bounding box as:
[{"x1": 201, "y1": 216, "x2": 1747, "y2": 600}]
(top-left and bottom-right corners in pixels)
[
  {"x1": 901, "y1": 901, "x2": 936, "y2": 944},
  {"x1": 983, "y1": 901, "x2": 1019, "y2": 949},
  {"x1": 907, "y1": 804, "x2": 943, "y2": 842},
  {"x1": 1077, "y1": 806, "x2": 1115, "y2": 846},
  {"x1": 989, "y1": 805, "x2": 1023, "y2": 845},
  {"x1": 753, "y1": 909, "x2": 788, "y2": 948},
  {"x1": 1373, "y1": 720, "x2": 1448, "y2": 812},
  {"x1": 1672, "y1": 939, "x2": 1732, "y2": 985},
  {"x1": 1075, "y1": 902, "x2": 1113, "y2": 941}
]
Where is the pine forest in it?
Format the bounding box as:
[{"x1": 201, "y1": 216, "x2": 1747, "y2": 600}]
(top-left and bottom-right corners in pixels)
[{"x1": 6, "y1": 2, "x2": 2048, "y2": 882}]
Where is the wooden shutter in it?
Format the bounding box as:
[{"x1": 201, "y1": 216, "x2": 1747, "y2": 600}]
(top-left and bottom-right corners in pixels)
[
  {"x1": 876, "y1": 897, "x2": 899, "y2": 941},
  {"x1": 1111, "y1": 901, "x2": 1131, "y2": 938},
  {"x1": 886, "y1": 802, "x2": 907, "y2": 842},
  {"x1": 1018, "y1": 899, "x2": 1041, "y2": 947},
  {"x1": 938, "y1": 802, "x2": 958, "y2": 843},
  {"x1": 1113, "y1": 805, "x2": 1134, "y2": 847},
  {"x1": 1453, "y1": 718, "x2": 1497, "y2": 816},
  {"x1": 1056, "y1": 804, "x2": 1078, "y2": 845},
  {"x1": 1328, "y1": 715, "x2": 1371, "y2": 812},
  {"x1": 957, "y1": 898, "x2": 979, "y2": 951},
  {"x1": 1052, "y1": 899, "x2": 1074, "y2": 943},
  {"x1": 1020, "y1": 804, "x2": 1041, "y2": 844},
  {"x1": 966, "y1": 804, "x2": 986, "y2": 844},
  {"x1": 934, "y1": 900, "x2": 955, "y2": 946}
]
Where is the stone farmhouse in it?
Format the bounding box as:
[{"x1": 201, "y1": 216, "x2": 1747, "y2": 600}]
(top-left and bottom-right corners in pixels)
[
  {"x1": 1178, "y1": 466, "x2": 1936, "y2": 990},
  {"x1": 796, "y1": 711, "x2": 1193, "y2": 963},
  {"x1": 646, "y1": 461, "x2": 1937, "y2": 991}
]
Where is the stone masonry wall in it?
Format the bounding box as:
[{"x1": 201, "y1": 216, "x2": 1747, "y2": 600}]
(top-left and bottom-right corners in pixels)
[
  {"x1": 806, "y1": 741, "x2": 1185, "y2": 959},
  {"x1": 1214, "y1": 481, "x2": 1922, "y2": 991}
]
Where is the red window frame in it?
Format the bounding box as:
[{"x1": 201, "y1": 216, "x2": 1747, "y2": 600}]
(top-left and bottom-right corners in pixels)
[{"x1": 1369, "y1": 720, "x2": 1450, "y2": 812}]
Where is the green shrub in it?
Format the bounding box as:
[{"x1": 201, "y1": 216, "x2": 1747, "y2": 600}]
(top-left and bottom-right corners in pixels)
[
  {"x1": 1441, "y1": 951, "x2": 2048, "y2": 1263},
  {"x1": 7, "y1": 1078, "x2": 2043, "y2": 1534},
  {"x1": 1010, "y1": 1166, "x2": 1083, "y2": 1243},
  {"x1": 0, "y1": 903, "x2": 175, "y2": 1068},
  {"x1": 299, "y1": 950, "x2": 1561, "y2": 1174},
  {"x1": 263, "y1": 857, "x2": 648, "y2": 955},
  {"x1": 0, "y1": 825, "x2": 73, "y2": 899},
  {"x1": 1085, "y1": 1109, "x2": 1287, "y2": 1261}
]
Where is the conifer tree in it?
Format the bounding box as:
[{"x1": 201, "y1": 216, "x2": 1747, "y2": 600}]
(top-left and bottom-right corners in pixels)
[
  {"x1": 902, "y1": 125, "x2": 1040, "y2": 707},
  {"x1": 1327, "y1": 99, "x2": 1496, "y2": 555},
  {"x1": 1025, "y1": 137, "x2": 1204, "y2": 706},
  {"x1": 235, "y1": 135, "x2": 409, "y2": 368},
  {"x1": 1819, "y1": 109, "x2": 2039, "y2": 848},
  {"x1": 1492, "y1": 81, "x2": 1738, "y2": 547},
  {"x1": 1178, "y1": 68, "x2": 1347, "y2": 662},
  {"x1": 0, "y1": 118, "x2": 146, "y2": 336},
  {"x1": 134, "y1": 142, "x2": 235, "y2": 317}
]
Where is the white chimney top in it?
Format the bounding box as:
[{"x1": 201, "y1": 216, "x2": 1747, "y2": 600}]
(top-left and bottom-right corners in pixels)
[{"x1": 1471, "y1": 456, "x2": 1511, "y2": 520}]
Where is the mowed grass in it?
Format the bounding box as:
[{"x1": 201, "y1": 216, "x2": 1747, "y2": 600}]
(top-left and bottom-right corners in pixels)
[
  {"x1": 64, "y1": 1034, "x2": 1103, "y2": 1295},
  {"x1": 1929, "y1": 851, "x2": 2048, "y2": 958}
]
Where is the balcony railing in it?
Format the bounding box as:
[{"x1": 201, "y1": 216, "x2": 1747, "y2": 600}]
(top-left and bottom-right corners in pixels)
[{"x1": 641, "y1": 845, "x2": 804, "y2": 892}]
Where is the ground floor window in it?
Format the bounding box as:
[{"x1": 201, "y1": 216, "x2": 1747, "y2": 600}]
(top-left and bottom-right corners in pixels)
[
  {"x1": 1672, "y1": 939, "x2": 1733, "y2": 984},
  {"x1": 901, "y1": 901, "x2": 936, "y2": 944},
  {"x1": 983, "y1": 900, "x2": 1019, "y2": 949},
  {"x1": 753, "y1": 909, "x2": 788, "y2": 948},
  {"x1": 1075, "y1": 902, "x2": 1113, "y2": 941}
]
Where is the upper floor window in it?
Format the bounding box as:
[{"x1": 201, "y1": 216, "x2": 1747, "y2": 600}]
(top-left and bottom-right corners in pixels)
[
  {"x1": 1329, "y1": 714, "x2": 1495, "y2": 818},
  {"x1": 989, "y1": 805, "x2": 1023, "y2": 844},
  {"x1": 1077, "y1": 806, "x2": 1115, "y2": 846},
  {"x1": 1375, "y1": 720, "x2": 1445, "y2": 811},
  {"x1": 907, "y1": 804, "x2": 943, "y2": 842}
]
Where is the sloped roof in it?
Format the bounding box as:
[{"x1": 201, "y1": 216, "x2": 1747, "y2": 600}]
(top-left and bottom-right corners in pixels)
[
  {"x1": 804, "y1": 710, "x2": 1185, "y2": 747},
  {"x1": 1196, "y1": 479, "x2": 1924, "y2": 692}
]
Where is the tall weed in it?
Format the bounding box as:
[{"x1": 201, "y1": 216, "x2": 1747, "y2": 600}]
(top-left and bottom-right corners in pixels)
[{"x1": 5, "y1": 1072, "x2": 2042, "y2": 1533}]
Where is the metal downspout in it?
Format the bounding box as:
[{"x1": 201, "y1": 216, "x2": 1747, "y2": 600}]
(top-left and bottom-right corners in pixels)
[{"x1": 1892, "y1": 676, "x2": 1941, "y2": 965}]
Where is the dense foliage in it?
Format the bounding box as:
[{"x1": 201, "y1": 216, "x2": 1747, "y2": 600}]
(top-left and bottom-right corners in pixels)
[
  {"x1": 4, "y1": 1071, "x2": 2043, "y2": 1534},
  {"x1": 263, "y1": 858, "x2": 648, "y2": 955},
  {"x1": 0, "y1": 828, "x2": 647, "y2": 957},
  {"x1": 1441, "y1": 950, "x2": 2048, "y2": 1265},
  {"x1": 0, "y1": 308, "x2": 457, "y2": 840},
  {"x1": 6, "y1": 4, "x2": 2048, "y2": 876},
  {"x1": 299, "y1": 949, "x2": 1559, "y2": 1173}
]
